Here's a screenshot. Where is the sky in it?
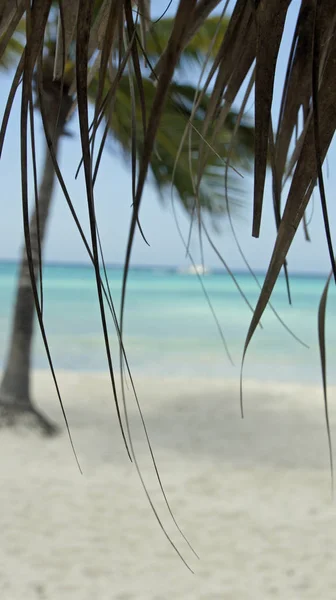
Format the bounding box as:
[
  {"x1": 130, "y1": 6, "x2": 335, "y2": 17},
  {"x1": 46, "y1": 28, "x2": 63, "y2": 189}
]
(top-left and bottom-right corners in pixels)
[{"x1": 0, "y1": 0, "x2": 335, "y2": 274}]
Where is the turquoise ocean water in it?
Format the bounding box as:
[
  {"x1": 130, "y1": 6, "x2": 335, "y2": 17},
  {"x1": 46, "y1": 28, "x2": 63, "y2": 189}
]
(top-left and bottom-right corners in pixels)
[{"x1": 0, "y1": 261, "x2": 335, "y2": 384}]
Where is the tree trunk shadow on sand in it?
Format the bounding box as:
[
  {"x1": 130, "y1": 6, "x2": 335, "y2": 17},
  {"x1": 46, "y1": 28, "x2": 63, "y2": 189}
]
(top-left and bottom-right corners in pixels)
[{"x1": 0, "y1": 402, "x2": 59, "y2": 436}]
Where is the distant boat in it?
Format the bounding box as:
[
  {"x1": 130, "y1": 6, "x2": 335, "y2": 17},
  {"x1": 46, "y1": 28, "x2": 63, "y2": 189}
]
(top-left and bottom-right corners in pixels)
[{"x1": 178, "y1": 264, "x2": 210, "y2": 275}]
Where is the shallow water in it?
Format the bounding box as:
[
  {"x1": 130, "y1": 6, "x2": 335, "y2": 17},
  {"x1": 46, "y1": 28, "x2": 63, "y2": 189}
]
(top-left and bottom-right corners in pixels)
[{"x1": 0, "y1": 262, "x2": 335, "y2": 383}]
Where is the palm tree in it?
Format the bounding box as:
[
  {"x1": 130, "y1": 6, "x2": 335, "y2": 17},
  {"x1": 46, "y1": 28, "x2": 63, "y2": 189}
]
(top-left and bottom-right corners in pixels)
[
  {"x1": 0, "y1": 72, "x2": 72, "y2": 433},
  {"x1": 0, "y1": 8, "x2": 254, "y2": 434}
]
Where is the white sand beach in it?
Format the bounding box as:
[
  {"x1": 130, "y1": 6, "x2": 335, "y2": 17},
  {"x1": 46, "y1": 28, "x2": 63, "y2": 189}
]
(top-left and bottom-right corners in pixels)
[{"x1": 1, "y1": 371, "x2": 336, "y2": 599}]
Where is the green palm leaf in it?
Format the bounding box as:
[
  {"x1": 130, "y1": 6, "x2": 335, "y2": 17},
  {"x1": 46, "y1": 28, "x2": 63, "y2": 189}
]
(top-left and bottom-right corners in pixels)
[{"x1": 89, "y1": 76, "x2": 253, "y2": 218}]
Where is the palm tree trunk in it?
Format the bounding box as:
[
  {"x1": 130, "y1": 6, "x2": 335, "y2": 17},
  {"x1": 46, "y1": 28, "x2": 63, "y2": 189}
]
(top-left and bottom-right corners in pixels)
[{"x1": 0, "y1": 99, "x2": 65, "y2": 434}]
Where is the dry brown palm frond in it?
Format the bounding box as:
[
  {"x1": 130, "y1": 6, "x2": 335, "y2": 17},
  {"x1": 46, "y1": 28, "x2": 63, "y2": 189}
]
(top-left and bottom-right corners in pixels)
[{"x1": 3, "y1": 3, "x2": 336, "y2": 271}]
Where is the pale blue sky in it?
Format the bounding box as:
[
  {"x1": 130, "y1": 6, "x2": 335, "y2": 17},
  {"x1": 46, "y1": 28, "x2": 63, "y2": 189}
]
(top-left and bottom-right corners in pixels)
[{"x1": 0, "y1": 0, "x2": 335, "y2": 273}]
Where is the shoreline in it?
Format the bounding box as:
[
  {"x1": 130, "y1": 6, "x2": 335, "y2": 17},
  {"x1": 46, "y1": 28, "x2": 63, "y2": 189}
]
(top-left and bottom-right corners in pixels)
[
  {"x1": 29, "y1": 367, "x2": 335, "y2": 406},
  {"x1": 28, "y1": 366, "x2": 334, "y2": 388}
]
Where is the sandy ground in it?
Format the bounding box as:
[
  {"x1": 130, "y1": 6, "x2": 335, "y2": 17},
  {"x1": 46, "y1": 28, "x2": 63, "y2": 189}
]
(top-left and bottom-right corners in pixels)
[{"x1": 1, "y1": 370, "x2": 336, "y2": 599}]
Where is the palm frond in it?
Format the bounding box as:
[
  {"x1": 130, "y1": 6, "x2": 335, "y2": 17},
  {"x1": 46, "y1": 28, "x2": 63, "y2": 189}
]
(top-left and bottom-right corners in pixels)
[
  {"x1": 0, "y1": 8, "x2": 25, "y2": 68},
  {"x1": 98, "y1": 76, "x2": 253, "y2": 217},
  {"x1": 143, "y1": 15, "x2": 229, "y2": 69}
]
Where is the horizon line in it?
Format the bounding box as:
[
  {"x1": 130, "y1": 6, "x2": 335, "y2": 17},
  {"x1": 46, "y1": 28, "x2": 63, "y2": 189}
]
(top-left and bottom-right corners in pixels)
[{"x1": 0, "y1": 257, "x2": 330, "y2": 278}]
